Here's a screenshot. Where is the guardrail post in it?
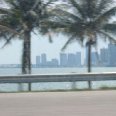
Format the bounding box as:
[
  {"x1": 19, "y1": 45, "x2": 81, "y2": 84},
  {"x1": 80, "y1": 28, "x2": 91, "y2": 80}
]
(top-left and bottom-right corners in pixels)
[{"x1": 88, "y1": 81, "x2": 92, "y2": 89}]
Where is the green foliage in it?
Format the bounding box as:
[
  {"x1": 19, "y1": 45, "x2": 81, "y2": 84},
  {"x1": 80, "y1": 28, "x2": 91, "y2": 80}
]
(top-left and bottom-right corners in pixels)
[
  {"x1": 0, "y1": 7, "x2": 18, "y2": 42},
  {"x1": 0, "y1": 0, "x2": 58, "y2": 46},
  {"x1": 2, "y1": 0, "x2": 56, "y2": 35},
  {"x1": 48, "y1": 0, "x2": 116, "y2": 48}
]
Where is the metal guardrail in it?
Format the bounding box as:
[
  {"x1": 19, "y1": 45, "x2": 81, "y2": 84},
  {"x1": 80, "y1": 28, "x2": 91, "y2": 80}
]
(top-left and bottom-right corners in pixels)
[{"x1": 0, "y1": 72, "x2": 116, "y2": 91}]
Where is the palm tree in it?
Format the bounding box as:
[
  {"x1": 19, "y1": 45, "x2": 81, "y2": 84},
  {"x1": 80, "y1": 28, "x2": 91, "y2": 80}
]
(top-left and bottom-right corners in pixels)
[
  {"x1": 2, "y1": 0, "x2": 55, "y2": 74},
  {"x1": 0, "y1": 7, "x2": 18, "y2": 35},
  {"x1": 48, "y1": 0, "x2": 116, "y2": 72}
]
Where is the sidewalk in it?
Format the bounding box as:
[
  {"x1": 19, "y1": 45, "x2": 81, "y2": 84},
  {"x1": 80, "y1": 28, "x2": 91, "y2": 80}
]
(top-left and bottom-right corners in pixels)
[{"x1": 0, "y1": 91, "x2": 116, "y2": 116}]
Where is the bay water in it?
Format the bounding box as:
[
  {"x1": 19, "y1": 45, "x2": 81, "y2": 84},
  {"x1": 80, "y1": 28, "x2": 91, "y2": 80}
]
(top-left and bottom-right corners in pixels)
[{"x1": 0, "y1": 67, "x2": 116, "y2": 92}]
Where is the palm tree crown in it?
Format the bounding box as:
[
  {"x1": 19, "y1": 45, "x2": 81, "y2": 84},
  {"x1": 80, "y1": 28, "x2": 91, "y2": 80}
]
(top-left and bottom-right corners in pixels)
[
  {"x1": 49, "y1": 0, "x2": 116, "y2": 72},
  {"x1": 1, "y1": 0, "x2": 55, "y2": 74}
]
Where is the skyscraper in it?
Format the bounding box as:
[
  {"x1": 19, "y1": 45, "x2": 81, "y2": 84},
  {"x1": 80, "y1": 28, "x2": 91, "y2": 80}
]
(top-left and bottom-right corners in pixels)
[
  {"x1": 41, "y1": 53, "x2": 47, "y2": 66},
  {"x1": 51, "y1": 59, "x2": 59, "y2": 67},
  {"x1": 75, "y1": 52, "x2": 81, "y2": 66},
  {"x1": 100, "y1": 48, "x2": 109, "y2": 66},
  {"x1": 36, "y1": 56, "x2": 41, "y2": 66},
  {"x1": 91, "y1": 52, "x2": 98, "y2": 65},
  {"x1": 108, "y1": 43, "x2": 116, "y2": 66},
  {"x1": 60, "y1": 53, "x2": 67, "y2": 67},
  {"x1": 67, "y1": 53, "x2": 76, "y2": 67}
]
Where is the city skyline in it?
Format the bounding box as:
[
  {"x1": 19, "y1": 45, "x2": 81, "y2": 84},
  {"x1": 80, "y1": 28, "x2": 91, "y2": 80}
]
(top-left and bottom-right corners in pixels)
[
  {"x1": 35, "y1": 43, "x2": 116, "y2": 67},
  {"x1": 36, "y1": 52, "x2": 81, "y2": 67},
  {"x1": 0, "y1": 42, "x2": 115, "y2": 68}
]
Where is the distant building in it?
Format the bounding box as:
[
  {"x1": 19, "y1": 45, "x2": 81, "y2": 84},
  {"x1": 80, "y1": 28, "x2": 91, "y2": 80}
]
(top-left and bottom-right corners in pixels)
[
  {"x1": 35, "y1": 52, "x2": 82, "y2": 68},
  {"x1": 100, "y1": 48, "x2": 109, "y2": 66},
  {"x1": 51, "y1": 59, "x2": 59, "y2": 67},
  {"x1": 75, "y1": 52, "x2": 81, "y2": 66},
  {"x1": 60, "y1": 53, "x2": 67, "y2": 67},
  {"x1": 91, "y1": 52, "x2": 98, "y2": 66},
  {"x1": 46, "y1": 59, "x2": 59, "y2": 67},
  {"x1": 67, "y1": 53, "x2": 76, "y2": 67},
  {"x1": 36, "y1": 56, "x2": 41, "y2": 66},
  {"x1": 41, "y1": 53, "x2": 47, "y2": 66},
  {"x1": 108, "y1": 43, "x2": 116, "y2": 66}
]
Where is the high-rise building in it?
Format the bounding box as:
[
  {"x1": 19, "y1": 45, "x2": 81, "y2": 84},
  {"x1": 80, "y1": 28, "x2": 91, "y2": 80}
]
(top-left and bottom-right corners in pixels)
[
  {"x1": 67, "y1": 53, "x2": 76, "y2": 67},
  {"x1": 36, "y1": 56, "x2": 41, "y2": 66},
  {"x1": 75, "y1": 52, "x2": 81, "y2": 66},
  {"x1": 41, "y1": 53, "x2": 47, "y2": 66},
  {"x1": 36, "y1": 52, "x2": 82, "y2": 67},
  {"x1": 60, "y1": 53, "x2": 67, "y2": 67},
  {"x1": 51, "y1": 59, "x2": 59, "y2": 67},
  {"x1": 108, "y1": 43, "x2": 116, "y2": 66},
  {"x1": 91, "y1": 52, "x2": 98, "y2": 65},
  {"x1": 100, "y1": 48, "x2": 109, "y2": 66}
]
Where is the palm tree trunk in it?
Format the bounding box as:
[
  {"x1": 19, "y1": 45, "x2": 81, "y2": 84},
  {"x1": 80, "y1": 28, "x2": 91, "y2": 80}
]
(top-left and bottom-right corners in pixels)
[
  {"x1": 21, "y1": 30, "x2": 32, "y2": 91},
  {"x1": 22, "y1": 30, "x2": 31, "y2": 74},
  {"x1": 88, "y1": 42, "x2": 91, "y2": 72},
  {"x1": 87, "y1": 41, "x2": 92, "y2": 89}
]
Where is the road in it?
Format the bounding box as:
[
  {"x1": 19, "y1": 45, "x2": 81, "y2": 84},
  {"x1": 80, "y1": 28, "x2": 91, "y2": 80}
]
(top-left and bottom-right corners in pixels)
[{"x1": 0, "y1": 91, "x2": 116, "y2": 116}]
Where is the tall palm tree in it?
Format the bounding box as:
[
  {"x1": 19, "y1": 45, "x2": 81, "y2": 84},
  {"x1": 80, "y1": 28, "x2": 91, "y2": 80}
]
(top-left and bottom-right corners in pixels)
[
  {"x1": 2, "y1": 0, "x2": 55, "y2": 74},
  {"x1": 48, "y1": 0, "x2": 116, "y2": 72}
]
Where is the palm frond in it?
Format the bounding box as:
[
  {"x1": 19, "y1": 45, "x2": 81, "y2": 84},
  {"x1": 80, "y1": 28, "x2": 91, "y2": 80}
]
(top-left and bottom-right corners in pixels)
[
  {"x1": 0, "y1": 7, "x2": 9, "y2": 14},
  {"x1": 1, "y1": 33, "x2": 16, "y2": 48},
  {"x1": 42, "y1": 0, "x2": 56, "y2": 9},
  {"x1": 96, "y1": 0, "x2": 114, "y2": 14},
  {"x1": 69, "y1": 0, "x2": 85, "y2": 19},
  {"x1": 52, "y1": 8, "x2": 82, "y2": 21},
  {"x1": 61, "y1": 34, "x2": 76, "y2": 51},
  {"x1": 0, "y1": 24, "x2": 19, "y2": 34},
  {"x1": 98, "y1": 30, "x2": 116, "y2": 43},
  {"x1": 95, "y1": 6, "x2": 116, "y2": 23},
  {"x1": 103, "y1": 23, "x2": 116, "y2": 33},
  {"x1": 30, "y1": 0, "x2": 41, "y2": 11}
]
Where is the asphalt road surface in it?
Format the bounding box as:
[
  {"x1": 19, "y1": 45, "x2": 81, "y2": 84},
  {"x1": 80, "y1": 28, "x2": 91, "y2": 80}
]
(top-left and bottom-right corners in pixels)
[{"x1": 0, "y1": 91, "x2": 116, "y2": 116}]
